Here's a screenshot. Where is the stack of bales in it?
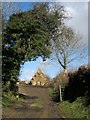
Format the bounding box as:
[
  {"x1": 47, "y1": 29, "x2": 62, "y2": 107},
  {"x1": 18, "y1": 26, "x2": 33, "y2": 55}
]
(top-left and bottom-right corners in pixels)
[{"x1": 31, "y1": 70, "x2": 50, "y2": 86}]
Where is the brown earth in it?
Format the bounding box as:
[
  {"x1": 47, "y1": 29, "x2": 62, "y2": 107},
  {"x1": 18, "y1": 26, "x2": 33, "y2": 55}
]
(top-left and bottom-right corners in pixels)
[{"x1": 2, "y1": 83, "x2": 63, "y2": 118}]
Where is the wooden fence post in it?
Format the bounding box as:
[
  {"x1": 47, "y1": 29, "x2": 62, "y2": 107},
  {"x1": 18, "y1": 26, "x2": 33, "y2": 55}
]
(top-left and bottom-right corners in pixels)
[{"x1": 59, "y1": 85, "x2": 62, "y2": 102}]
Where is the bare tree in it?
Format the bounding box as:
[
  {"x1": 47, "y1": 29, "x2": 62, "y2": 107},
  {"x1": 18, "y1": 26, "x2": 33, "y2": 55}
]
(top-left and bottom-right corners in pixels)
[
  {"x1": 51, "y1": 25, "x2": 87, "y2": 102},
  {"x1": 52, "y1": 25, "x2": 86, "y2": 72}
]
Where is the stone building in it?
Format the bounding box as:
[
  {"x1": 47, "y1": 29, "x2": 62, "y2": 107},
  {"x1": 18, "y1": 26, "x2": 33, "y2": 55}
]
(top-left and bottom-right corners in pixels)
[{"x1": 30, "y1": 70, "x2": 50, "y2": 86}]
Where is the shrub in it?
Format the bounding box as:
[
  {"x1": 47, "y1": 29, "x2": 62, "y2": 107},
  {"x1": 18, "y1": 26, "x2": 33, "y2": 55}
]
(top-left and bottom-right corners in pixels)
[{"x1": 63, "y1": 65, "x2": 90, "y2": 105}]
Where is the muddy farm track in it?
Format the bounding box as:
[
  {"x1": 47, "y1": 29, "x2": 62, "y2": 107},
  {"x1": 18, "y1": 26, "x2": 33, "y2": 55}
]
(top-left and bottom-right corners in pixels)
[{"x1": 3, "y1": 83, "x2": 63, "y2": 118}]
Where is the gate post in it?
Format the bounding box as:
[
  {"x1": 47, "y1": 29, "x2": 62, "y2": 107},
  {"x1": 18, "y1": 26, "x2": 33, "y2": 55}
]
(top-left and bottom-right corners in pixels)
[{"x1": 59, "y1": 85, "x2": 62, "y2": 102}]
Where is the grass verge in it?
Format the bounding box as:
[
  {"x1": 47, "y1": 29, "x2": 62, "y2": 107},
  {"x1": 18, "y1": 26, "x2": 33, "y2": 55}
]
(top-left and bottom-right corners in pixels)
[
  {"x1": 48, "y1": 88, "x2": 90, "y2": 119},
  {"x1": 48, "y1": 87, "x2": 60, "y2": 102},
  {"x1": 59, "y1": 97, "x2": 90, "y2": 119},
  {"x1": 2, "y1": 93, "x2": 24, "y2": 107}
]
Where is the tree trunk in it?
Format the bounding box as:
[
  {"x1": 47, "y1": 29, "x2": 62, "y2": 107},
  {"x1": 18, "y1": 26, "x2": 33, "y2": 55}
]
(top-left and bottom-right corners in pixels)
[
  {"x1": 64, "y1": 53, "x2": 67, "y2": 70},
  {"x1": 64, "y1": 69, "x2": 67, "y2": 74}
]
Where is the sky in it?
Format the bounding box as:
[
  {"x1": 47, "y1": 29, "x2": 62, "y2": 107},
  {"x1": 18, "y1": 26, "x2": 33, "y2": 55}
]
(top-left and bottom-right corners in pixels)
[
  {"x1": 2, "y1": 0, "x2": 89, "y2": 2},
  {"x1": 19, "y1": 57, "x2": 61, "y2": 80},
  {"x1": 4, "y1": 2, "x2": 88, "y2": 81},
  {"x1": 18, "y1": 2, "x2": 88, "y2": 81}
]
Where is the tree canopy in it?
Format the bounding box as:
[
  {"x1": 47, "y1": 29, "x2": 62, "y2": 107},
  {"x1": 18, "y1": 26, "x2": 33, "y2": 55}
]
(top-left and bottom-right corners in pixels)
[{"x1": 2, "y1": 3, "x2": 65, "y2": 90}]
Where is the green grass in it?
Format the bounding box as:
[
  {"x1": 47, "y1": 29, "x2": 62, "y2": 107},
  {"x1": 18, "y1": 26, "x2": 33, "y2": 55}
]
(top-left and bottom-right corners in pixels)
[
  {"x1": 2, "y1": 93, "x2": 24, "y2": 107},
  {"x1": 2, "y1": 95, "x2": 13, "y2": 107},
  {"x1": 48, "y1": 87, "x2": 60, "y2": 102},
  {"x1": 49, "y1": 88, "x2": 90, "y2": 119},
  {"x1": 48, "y1": 88, "x2": 55, "y2": 95},
  {"x1": 59, "y1": 97, "x2": 90, "y2": 119}
]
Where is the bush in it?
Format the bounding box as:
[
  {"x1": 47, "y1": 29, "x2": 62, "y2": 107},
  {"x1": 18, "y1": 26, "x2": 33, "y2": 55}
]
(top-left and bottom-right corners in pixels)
[
  {"x1": 63, "y1": 65, "x2": 90, "y2": 105},
  {"x1": 3, "y1": 80, "x2": 19, "y2": 96},
  {"x1": 50, "y1": 65, "x2": 90, "y2": 106},
  {"x1": 52, "y1": 71, "x2": 69, "y2": 92}
]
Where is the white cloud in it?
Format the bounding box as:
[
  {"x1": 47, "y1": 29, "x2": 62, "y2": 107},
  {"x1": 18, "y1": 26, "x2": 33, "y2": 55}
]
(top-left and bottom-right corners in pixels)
[
  {"x1": 19, "y1": 69, "x2": 37, "y2": 80},
  {"x1": 65, "y1": 6, "x2": 77, "y2": 17},
  {"x1": 63, "y1": 3, "x2": 88, "y2": 45},
  {"x1": 35, "y1": 58, "x2": 61, "y2": 78}
]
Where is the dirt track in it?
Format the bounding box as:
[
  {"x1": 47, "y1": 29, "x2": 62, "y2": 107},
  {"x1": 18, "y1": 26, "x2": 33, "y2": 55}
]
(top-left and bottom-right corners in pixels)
[{"x1": 3, "y1": 83, "x2": 62, "y2": 118}]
